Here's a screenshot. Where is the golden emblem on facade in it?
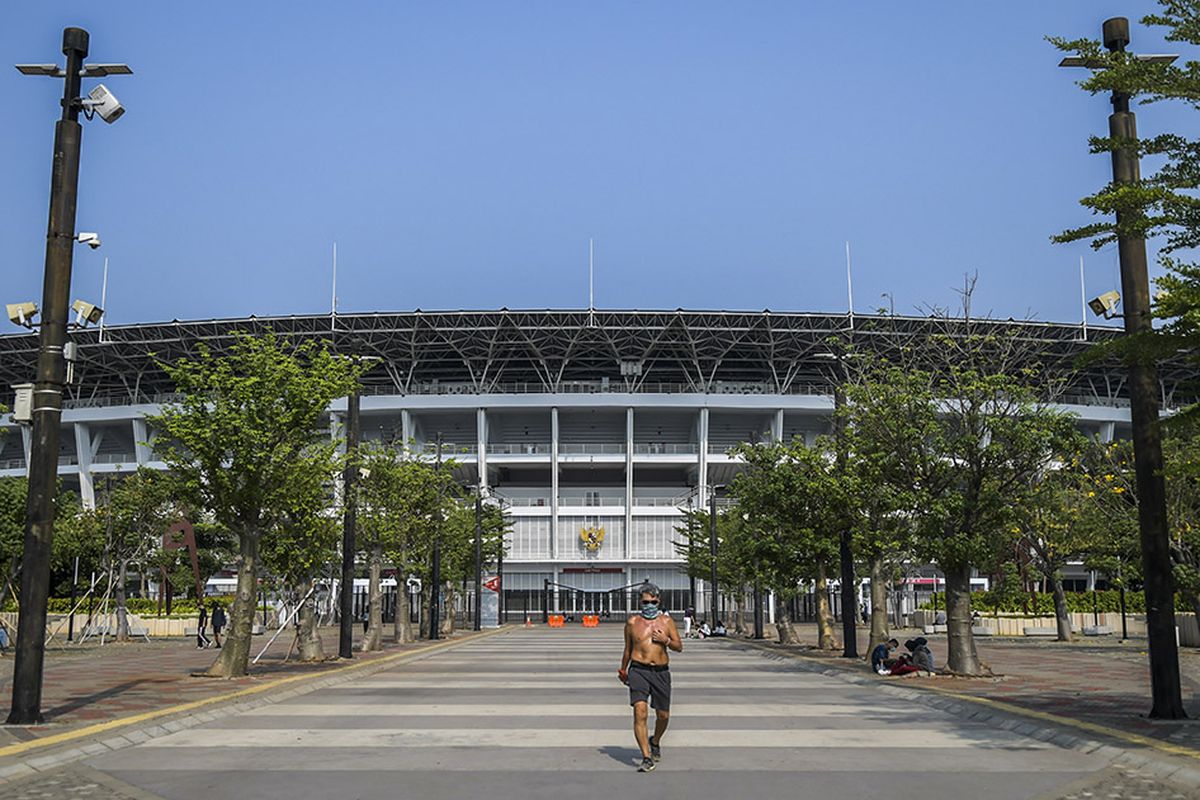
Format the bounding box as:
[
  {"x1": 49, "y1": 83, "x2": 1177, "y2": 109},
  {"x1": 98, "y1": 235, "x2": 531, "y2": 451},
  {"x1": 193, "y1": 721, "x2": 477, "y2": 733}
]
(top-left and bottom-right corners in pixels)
[{"x1": 579, "y1": 526, "x2": 606, "y2": 552}]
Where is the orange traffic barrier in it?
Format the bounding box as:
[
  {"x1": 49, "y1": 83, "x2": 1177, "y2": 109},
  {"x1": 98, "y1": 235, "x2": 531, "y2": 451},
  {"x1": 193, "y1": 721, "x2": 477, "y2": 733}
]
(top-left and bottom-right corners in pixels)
[
  {"x1": 548, "y1": 614, "x2": 565, "y2": 628},
  {"x1": 582, "y1": 615, "x2": 600, "y2": 627}
]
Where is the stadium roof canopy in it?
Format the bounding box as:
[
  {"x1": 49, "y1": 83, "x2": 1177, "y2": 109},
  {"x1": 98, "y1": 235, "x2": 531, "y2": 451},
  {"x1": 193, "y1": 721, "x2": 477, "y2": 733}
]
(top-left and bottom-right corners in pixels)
[{"x1": 0, "y1": 309, "x2": 1187, "y2": 409}]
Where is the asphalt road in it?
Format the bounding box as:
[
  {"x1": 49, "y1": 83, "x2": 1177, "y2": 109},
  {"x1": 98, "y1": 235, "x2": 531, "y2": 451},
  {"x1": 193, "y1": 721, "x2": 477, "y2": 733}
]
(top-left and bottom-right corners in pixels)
[{"x1": 76, "y1": 626, "x2": 1110, "y2": 800}]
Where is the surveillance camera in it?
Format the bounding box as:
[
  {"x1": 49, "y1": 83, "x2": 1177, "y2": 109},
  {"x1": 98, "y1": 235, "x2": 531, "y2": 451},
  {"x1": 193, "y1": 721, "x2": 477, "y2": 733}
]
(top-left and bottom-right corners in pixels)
[
  {"x1": 86, "y1": 84, "x2": 124, "y2": 124},
  {"x1": 76, "y1": 232, "x2": 101, "y2": 249},
  {"x1": 1088, "y1": 290, "x2": 1122, "y2": 319},
  {"x1": 71, "y1": 299, "x2": 104, "y2": 326},
  {"x1": 6, "y1": 302, "x2": 39, "y2": 328}
]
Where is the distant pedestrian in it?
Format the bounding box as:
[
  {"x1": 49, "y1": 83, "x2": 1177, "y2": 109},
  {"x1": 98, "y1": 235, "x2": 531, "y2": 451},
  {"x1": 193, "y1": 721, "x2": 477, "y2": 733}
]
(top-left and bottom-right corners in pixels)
[
  {"x1": 211, "y1": 602, "x2": 226, "y2": 648},
  {"x1": 683, "y1": 606, "x2": 695, "y2": 639},
  {"x1": 196, "y1": 604, "x2": 210, "y2": 649}
]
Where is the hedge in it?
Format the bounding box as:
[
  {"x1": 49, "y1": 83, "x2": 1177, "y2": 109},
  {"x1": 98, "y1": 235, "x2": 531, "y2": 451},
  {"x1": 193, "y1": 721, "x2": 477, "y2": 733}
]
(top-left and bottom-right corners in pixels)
[
  {"x1": 0, "y1": 596, "x2": 270, "y2": 616},
  {"x1": 919, "y1": 589, "x2": 1146, "y2": 615}
]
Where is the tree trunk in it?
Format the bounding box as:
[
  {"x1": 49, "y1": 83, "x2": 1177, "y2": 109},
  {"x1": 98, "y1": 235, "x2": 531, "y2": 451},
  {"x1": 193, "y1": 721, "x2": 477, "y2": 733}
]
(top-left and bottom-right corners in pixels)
[
  {"x1": 393, "y1": 569, "x2": 415, "y2": 643},
  {"x1": 815, "y1": 561, "x2": 837, "y2": 650},
  {"x1": 731, "y1": 591, "x2": 745, "y2": 635},
  {"x1": 361, "y1": 544, "x2": 383, "y2": 652},
  {"x1": 945, "y1": 562, "x2": 983, "y2": 675},
  {"x1": 774, "y1": 593, "x2": 796, "y2": 644},
  {"x1": 206, "y1": 531, "x2": 260, "y2": 678},
  {"x1": 296, "y1": 576, "x2": 325, "y2": 662},
  {"x1": 115, "y1": 558, "x2": 130, "y2": 642},
  {"x1": 1050, "y1": 573, "x2": 1073, "y2": 642},
  {"x1": 868, "y1": 556, "x2": 889, "y2": 651},
  {"x1": 420, "y1": 583, "x2": 432, "y2": 638},
  {"x1": 441, "y1": 581, "x2": 455, "y2": 637}
]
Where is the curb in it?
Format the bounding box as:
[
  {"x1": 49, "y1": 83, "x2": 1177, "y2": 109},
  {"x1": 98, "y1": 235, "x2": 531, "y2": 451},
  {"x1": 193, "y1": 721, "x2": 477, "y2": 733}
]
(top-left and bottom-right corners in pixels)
[
  {"x1": 0, "y1": 626, "x2": 511, "y2": 784},
  {"x1": 731, "y1": 638, "x2": 1200, "y2": 790}
]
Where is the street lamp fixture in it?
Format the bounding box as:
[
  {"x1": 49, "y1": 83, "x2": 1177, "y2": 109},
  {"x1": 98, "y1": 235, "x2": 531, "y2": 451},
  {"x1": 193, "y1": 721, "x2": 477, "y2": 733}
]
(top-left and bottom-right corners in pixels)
[
  {"x1": 7, "y1": 302, "x2": 39, "y2": 329},
  {"x1": 71, "y1": 299, "x2": 103, "y2": 327}
]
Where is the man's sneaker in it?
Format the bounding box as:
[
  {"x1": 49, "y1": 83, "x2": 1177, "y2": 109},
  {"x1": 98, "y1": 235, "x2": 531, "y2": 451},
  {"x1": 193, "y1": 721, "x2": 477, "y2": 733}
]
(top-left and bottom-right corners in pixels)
[
  {"x1": 638, "y1": 757, "x2": 656, "y2": 772},
  {"x1": 649, "y1": 736, "x2": 661, "y2": 762}
]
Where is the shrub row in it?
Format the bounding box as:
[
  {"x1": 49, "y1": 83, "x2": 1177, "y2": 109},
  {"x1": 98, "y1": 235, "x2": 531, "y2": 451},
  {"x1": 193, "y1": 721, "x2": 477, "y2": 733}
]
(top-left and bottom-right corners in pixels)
[
  {"x1": 1, "y1": 596, "x2": 249, "y2": 615},
  {"x1": 920, "y1": 589, "x2": 1145, "y2": 614}
]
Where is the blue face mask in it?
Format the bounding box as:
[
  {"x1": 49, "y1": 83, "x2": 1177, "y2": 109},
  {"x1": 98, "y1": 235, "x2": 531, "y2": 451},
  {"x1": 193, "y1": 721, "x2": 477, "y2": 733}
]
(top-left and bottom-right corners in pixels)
[{"x1": 641, "y1": 602, "x2": 660, "y2": 620}]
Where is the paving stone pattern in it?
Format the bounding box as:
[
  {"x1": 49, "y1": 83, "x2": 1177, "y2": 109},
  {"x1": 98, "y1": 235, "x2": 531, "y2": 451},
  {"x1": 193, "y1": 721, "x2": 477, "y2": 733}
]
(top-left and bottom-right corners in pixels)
[{"x1": 1054, "y1": 767, "x2": 1200, "y2": 800}]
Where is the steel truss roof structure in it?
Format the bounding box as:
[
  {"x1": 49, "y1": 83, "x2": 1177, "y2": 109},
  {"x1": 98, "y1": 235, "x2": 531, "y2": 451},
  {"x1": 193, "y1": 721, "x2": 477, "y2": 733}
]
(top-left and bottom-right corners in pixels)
[{"x1": 0, "y1": 310, "x2": 1189, "y2": 408}]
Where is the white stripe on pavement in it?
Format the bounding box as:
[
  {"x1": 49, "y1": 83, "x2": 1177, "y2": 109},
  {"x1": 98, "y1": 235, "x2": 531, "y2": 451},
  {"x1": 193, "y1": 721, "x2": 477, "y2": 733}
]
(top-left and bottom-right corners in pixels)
[
  {"x1": 248, "y1": 703, "x2": 874, "y2": 717},
  {"x1": 146, "y1": 727, "x2": 1044, "y2": 749}
]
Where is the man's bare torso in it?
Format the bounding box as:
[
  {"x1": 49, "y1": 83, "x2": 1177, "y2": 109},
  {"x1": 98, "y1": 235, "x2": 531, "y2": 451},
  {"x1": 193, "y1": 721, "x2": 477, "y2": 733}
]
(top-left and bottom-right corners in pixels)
[{"x1": 626, "y1": 615, "x2": 672, "y2": 666}]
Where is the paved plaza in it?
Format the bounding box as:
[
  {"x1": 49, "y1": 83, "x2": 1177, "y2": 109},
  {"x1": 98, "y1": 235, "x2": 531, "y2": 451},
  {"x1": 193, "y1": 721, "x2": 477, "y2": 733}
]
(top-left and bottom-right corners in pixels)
[{"x1": 4, "y1": 626, "x2": 1146, "y2": 800}]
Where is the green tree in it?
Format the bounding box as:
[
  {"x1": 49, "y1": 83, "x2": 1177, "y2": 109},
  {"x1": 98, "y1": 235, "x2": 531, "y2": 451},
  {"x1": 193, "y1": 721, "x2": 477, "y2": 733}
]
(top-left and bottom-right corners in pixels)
[
  {"x1": 149, "y1": 333, "x2": 362, "y2": 677},
  {"x1": 1012, "y1": 450, "x2": 1094, "y2": 642},
  {"x1": 0, "y1": 478, "x2": 27, "y2": 607},
  {"x1": 358, "y1": 447, "x2": 458, "y2": 643},
  {"x1": 732, "y1": 440, "x2": 845, "y2": 647},
  {"x1": 845, "y1": 337, "x2": 1077, "y2": 675},
  {"x1": 100, "y1": 469, "x2": 181, "y2": 641},
  {"x1": 674, "y1": 504, "x2": 757, "y2": 635},
  {"x1": 260, "y1": 450, "x2": 342, "y2": 661}
]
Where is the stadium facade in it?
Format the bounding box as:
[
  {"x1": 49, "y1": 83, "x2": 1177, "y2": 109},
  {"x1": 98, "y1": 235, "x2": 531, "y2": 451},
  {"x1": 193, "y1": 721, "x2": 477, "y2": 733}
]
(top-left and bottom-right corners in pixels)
[{"x1": 0, "y1": 310, "x2": 1184, "y2": 619}]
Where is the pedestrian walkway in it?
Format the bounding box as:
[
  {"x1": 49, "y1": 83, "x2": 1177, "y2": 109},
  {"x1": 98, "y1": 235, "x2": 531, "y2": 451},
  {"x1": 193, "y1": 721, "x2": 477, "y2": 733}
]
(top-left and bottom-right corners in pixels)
[
  {"x1": 68, "y1": 626, "x2": 1110, "y2": 800},
  {"x1": 772, "y1": 624, "x2": 1200, "y2": 748},
  {"x1": 0, "y1": 626, "x2": 403, "y2": 747}
]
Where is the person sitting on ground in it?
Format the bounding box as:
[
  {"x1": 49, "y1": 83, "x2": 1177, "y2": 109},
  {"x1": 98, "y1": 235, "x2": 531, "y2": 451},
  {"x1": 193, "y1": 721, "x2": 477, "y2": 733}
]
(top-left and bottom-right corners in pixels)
[
  {"x1": 712, "y1": 620, "x2": 727, "y2": 637},
  {"x1": 911, "y1": 636, "x2": 936, "y2": 674},
  {"x1": 871, "y1": 638, "x2": 899, "y2": 674},
  {"x1": 888, "y1": 638, "x2": 932, "y2": 677},
  {"x1": 698, "y1": 619, "x2": 711, "y2": 638}
]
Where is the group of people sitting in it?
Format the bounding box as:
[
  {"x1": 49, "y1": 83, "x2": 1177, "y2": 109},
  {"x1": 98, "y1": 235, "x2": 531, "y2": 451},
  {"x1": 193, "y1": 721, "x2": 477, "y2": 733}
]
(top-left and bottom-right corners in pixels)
[
  {"x1": 871, "y1": 636, "x2": 935, "y2": 676},
  {"x1": 693, "y1": 619, "x2": 726, "y2": 639}
]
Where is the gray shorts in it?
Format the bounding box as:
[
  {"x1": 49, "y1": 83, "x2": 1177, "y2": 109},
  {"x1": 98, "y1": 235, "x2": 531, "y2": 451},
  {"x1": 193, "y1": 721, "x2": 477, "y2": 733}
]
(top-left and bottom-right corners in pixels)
[{"x1": 628, "y1": 662, "x2": 671, "y2": 711}]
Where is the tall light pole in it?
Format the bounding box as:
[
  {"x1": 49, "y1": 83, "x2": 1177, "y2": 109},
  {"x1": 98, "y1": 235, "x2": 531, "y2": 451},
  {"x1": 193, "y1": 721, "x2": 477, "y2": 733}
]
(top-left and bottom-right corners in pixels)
[
  {"x1": 708, "y1": 487, "x2": 719, "y2": 625},
  {"x1": 338, "y1": 387, "x2": 360, "y2": 659},
  {"x1": 429, "y1": 434, "x2": 443, "y2": 640},
  {"x1": 8, "y1": 28, "x2": 130, "y2": 726},
  {"x1": 834, "y1": 381, "x2": 858, "y2": 659},
  {"x1": 1061, "y1": 17, "x2": 1184, "y2": 720},
  {"x1": 474, "y1": 489, "x2": 483, "y2": 632}
]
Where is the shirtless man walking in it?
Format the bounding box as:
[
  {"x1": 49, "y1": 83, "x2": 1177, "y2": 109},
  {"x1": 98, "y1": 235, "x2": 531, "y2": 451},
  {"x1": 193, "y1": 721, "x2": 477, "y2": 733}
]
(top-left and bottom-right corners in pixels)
[{"x1": 619, "y1": 582, "x2": 683, "y2": 772}]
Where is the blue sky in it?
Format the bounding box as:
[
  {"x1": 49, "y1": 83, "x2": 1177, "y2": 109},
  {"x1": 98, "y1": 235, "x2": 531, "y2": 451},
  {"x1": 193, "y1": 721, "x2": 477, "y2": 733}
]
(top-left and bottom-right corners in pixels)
[{"x1": 0, "y1": 2, "x2": 1191, "y2": 326}]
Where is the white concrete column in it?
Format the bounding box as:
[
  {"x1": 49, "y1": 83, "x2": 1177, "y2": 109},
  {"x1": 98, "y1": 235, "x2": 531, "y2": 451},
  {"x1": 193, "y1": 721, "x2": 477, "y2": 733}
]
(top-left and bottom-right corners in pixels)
[
  {"x1": 773, "y1": 409, "x2": 784, "y2": 444},
  {"x1": 74, "y1": 423, "x2": 95, "y2": 510},
  {"x1": 477, "y1": 407, "x2": 488, "y2": 489},
  {"x1": 132, "y1": 417, "x2": 151, "y2": 465},
  {"x1": 551, "y1": 407, "x2": 559, "y2": 560},
  {"x1": 768, "y1": 590, "x2": 776, "y2": 624},
  {"x1": 330, "y1": 412, "x2": 343, "y2": 448},
  {"x1": 1099, "y1": 421, "x2": 1116, "y2": 443},
  {"x1": 625, "y1": 407, "x2": 633, "y2": 560},
  {"x1": 553, "y1": 567, "x2": 560, "y2": 613},
  {"x1": 401, "y1": 410, "x2": 412, "y2": 450},
  {"x1": 697, "y1": 408, "x2": 709, "y2": 500}
]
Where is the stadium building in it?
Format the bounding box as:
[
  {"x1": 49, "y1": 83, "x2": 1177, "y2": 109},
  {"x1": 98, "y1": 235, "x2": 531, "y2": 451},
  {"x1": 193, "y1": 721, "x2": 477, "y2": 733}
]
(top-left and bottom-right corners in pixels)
[{"x1": 0, "y1": 310, "x2": 1185, "y2": 620}]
